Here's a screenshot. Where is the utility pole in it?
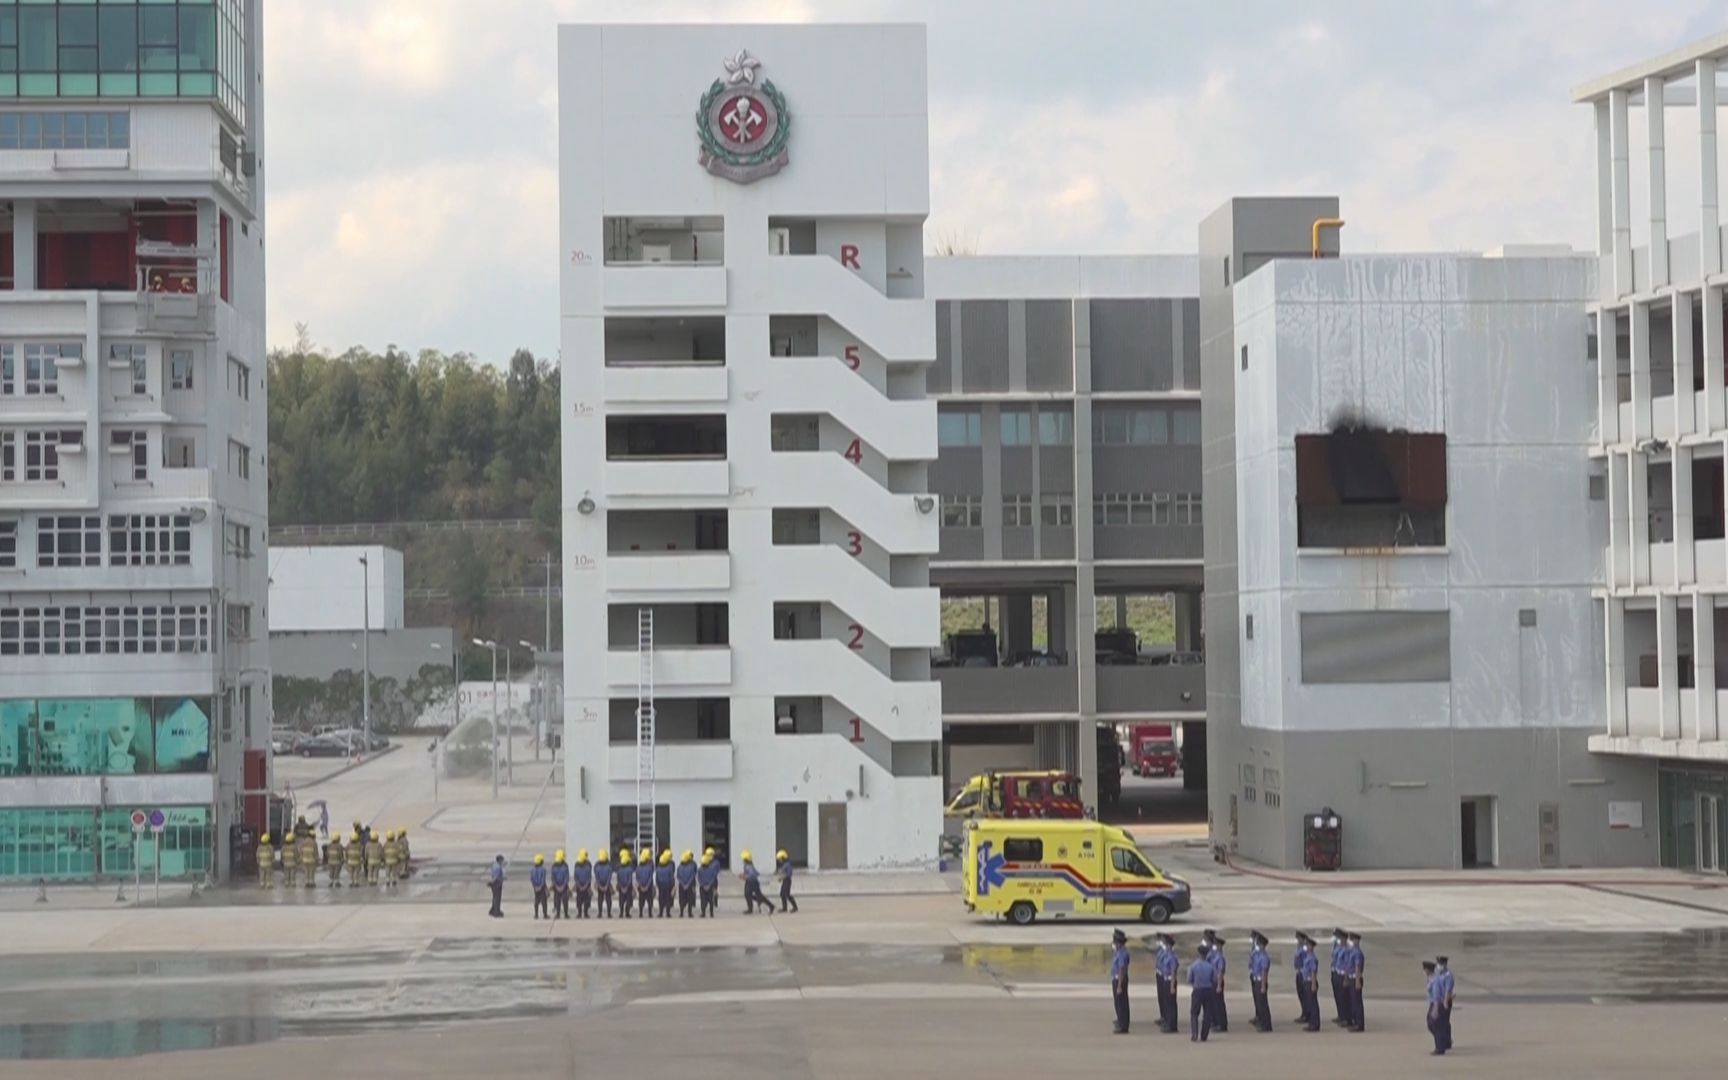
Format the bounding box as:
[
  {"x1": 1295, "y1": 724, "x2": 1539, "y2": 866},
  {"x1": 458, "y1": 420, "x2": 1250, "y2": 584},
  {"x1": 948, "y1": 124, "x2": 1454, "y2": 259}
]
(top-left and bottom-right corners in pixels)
[
  {"x1": 359, "y1": 553, "x2": 371, "y2": 757},
  {"x1": 504, "y1": 644, "x2": 514, "y2": 786},
  {"x1": 543, "y1": 553, "x2": 554, "y2": 761},
  {"x1": 474, "y1": 638, "x2": 499, "y2": 798}
]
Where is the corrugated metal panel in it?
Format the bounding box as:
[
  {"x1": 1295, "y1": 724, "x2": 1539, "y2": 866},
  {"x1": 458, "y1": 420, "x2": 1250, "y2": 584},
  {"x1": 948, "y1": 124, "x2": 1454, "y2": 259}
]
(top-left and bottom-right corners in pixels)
[
  {"x1": 960, "y1": 300, "x2": 1010, "y2": 392},
  {"x1": 931, "y1": 301, "x2": 953, "y2": 394},
  {"x1": 1024, "y1": 300, "x2": 1073, "y2": 391},
  {"x1": 1299, "y1": 611, "x2": 1451, "y2": 683}
]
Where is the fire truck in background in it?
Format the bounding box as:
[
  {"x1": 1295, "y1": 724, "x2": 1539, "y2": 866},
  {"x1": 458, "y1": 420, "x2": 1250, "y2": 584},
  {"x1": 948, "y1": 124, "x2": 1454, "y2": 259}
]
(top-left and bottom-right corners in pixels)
[{"x1": 1130, "y1": 722, "x2": 1181, "y2": 778}]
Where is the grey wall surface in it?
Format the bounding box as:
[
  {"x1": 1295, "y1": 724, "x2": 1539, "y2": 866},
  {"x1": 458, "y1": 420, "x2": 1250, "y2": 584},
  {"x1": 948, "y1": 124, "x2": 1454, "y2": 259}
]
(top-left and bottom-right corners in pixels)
[{"x1": 271, "y1": 628, "x2": 456, "y2": 683}]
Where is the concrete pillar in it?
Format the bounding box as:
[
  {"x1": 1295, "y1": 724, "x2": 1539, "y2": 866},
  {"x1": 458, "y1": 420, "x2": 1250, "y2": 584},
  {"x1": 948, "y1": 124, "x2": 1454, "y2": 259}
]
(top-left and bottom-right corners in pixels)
[
  {"x1": 1048, "y1": 588, "x2": 1067, "y2": 658},
  {"x1": 1608, "y1": 448, "x2": 1631, "y2": 589},
  {"x1": 1657, "y1": 592, "x2": 1681, "y2": 739},
  {"x1": 1599, "y1": 308, "x2": 1622, "y2": 444},
  {"x1": 1693, "y1": 597, "x2": 1716, "y2": 743},
  {"x1": 1673, "y1": 290, "x2": 1695, "y2": 439},
  {"x1": 1610, "y1": 87, "x2": 1634, "y2": 297},
  {"x1": 1673, "y1": 444, "x2": 1695, "y2": 586},
  {"x1": 1605, "y1": 596, "x2": 1628, "y2": 737},
  {"x1": 12, "y1": 199, "x2": 37, "y2": 291},
  {"x1": 1003, "y1": 593, "x2": 1034, "y2": 657},
  {"x1": 1073, "y1": 570, "x2": 1098, "y2": 810},
  {"x1": 1176, "y1": 592, "x2": 1202, "y2": 651},
  {"x1": 1646, "y1": 76, "x2": 1669, "y2": 288},
  {"x1": 1700, "y1": 58, "x2": 1721, "y2": 277},
  {"x1": 1630, "y1": 301, "x2": 1653, "y2": 441},
  {"x1": 1595, "y1": 99, "x2": 1615, "y2": 262},
  {"x1": 1707, "y1": 285, "x2": 1727, "y2": 433},
  {"x1": 1630, "y1": 449, "x2": 1651, "y2": 586}
]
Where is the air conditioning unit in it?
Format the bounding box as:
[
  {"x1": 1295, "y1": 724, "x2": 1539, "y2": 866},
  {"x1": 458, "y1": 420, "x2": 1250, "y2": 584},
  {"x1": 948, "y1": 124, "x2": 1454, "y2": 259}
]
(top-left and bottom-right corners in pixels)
[
  {"x1": 641, "y1": 243, "x2": 673, "y2": 264},
  {"x1": 769, "y1": 227, "x2": 791, "y2": 255}
]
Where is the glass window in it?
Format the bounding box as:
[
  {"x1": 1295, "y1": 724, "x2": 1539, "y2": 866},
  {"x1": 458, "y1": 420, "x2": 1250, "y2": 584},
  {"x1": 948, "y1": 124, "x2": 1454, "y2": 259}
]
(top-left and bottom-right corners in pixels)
[
  {"x1": 0, "y1": 521, "x2": 16, "y2": 569},
  {"x1": 941, "y1": 495, "x2": 982, "y2": 529},
  {"x1": 169, "y1": 348, "x2": 194, "y2": 390},
  {"x1": 1172, "y1": 408, "x2": 1202, "y2": 445},
  {"x1": 36, "y1": 698, "x2": 153, "y2": 776},
  {"x1": 1001, "y1": 837, "x2": 1043, "y2": 862},
  {"x1": 1040, "y1": 492, "x2": 1073, "y2": 527},
  {"x1": 1131, "y1": 408, "x2": 1169, "y2": 445},
  {"x1": 0, "y1": 807, "x2": 98, "y2": 881},
  {"x1": 1000, "y1": 410, "x2": 1031, "y2": 447},
  {"x1": 1095, "y1": 408, "x2": 1129, "y2": 445},
  {"x1": 1003, "y1": 494, "x2": 1032, "y2": 527},
  {"x1": 0, "y1": 700, "x2": 36, "y2": 776},
  {"x1": 99, "y1": 6, "x2": 138, "y2": 74},
  {"x1": 179, "y1": 6, "x2": 215, "y2": 73},
  {"x1": 98, "y1": 806, "x2": 212, "y2": 880},
  {"x1": 1038, "y1": 410, "x2": 1073, "y2": 445},
  {"x1": 938, "y1": 411, "x2": 982, "y2": 447},
  {"x1": 19, "y1": 9, "x2": 56, "y2": 75},
  {"x1": 153, "y1": 697, "x2": 210, "y2": 774},
  {"x1": 1111, "y1": 846, "x2": 1155, "y2": 877}
]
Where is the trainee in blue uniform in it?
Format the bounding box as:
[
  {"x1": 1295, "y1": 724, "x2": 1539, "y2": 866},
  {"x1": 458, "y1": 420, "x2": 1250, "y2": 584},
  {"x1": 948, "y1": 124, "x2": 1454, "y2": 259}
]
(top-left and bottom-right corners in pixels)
[
  {"x1": 1154, "y1": 933, "x2": 1180, "y2": 1033},
  {"x1": 1186, "y1": 946, "x2": 1217, "y2": 1042},
  {"x1": 1248, "y1": 931, "x2": 1272, "y2": 1032},
  {"x1": 1110, "y1": 928, "x2": 1131, "y2": 1034},
  {"x1": 1297, "y1": 936, "x2": 1321, "y2": 1031}
]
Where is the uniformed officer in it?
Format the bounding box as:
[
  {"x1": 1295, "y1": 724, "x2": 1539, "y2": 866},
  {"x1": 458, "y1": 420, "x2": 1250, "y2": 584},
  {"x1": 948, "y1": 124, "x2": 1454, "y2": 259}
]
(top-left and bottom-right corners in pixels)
[
  {"x1": 1203, "y1": 929, "x2": 1228, "y2": 1032},
  {"x1": 1154, "y1": 932, "x2": 1179, "y2": 1032},
  {"x1": 1329, "y1": 928, "x2": 1348, "y2": 1026},
  {"x1": 256, "y1": 832, "x2": 275, "y2": 889},
  {"x1": 397, "y1": 827, "x2": 411, "y2": 878},
  {"x1": 530, "y1": 854, "x2": 550, "y2": 919},
  {"x1": 594, "y1": 848, "x2": 614, "y2": 917},
  {"x1": 486, "y1": 854, "x2": 505, "y2": 918},
  {"x1": 1423, "y1": 961, "x2": 1444, "y2": 1055},
  {"x1": 381, "y1": 830, "x2": 401, "y2": 887},
  {"x1": 740, "y1": 851, "x2": 773, "y2": 914},
  {"x1": 615, "y1": 847, "x2": 634, "y2": 918},
  {"x1": 636, "y1": 847, "x2": 655, "y2": 918},
  {"x1": 550, "y1": 850, "x2": 571, "y2": 919},
  {"x1": 365, "y1": 830, "x2": 385, "y2": 886},
  {"x1": 1248, "y1": 931, "x2": 1273, "y2": 1032},
  {"x1": 280, "y1": 830, "x2": 300, "y2": 889},
  {"x1": 676, "y1": 850, "x2": 698, "y2": 917},
  {"x1": 325, "y1": 832, "x2": 344, "y2": 888},
  {"x1": 655, "y1": 849, "x2": 675, "y2": 917},
  {"x1": 1297, "y1": 934, "x2": 1322, "y2": 1031},
  {"x1": 1435, "y1": 955, "x2": 1455, "y2": 1052},
  {"x1": 775, "y1": 850, "x2": 799, "y2": 913},
  {"x1": 1109, "y1": 928, "x2": 1131, "y2": 1034},
  {"x1": 344, "y1": 830, "x2": 363, "y2": 884},
  {"x1": 697, "y1": 849, "x2": 720, "y2": 917},
  {"x1": 573, "y1": 849, "x2": 593, "y2": 918},
  {"x1": 1345, "y1": 931, "x2": 1366, "y2": 1031},
  {"x1": 1186, "y1": 944, "x2": 1217, "y2": 1042}
]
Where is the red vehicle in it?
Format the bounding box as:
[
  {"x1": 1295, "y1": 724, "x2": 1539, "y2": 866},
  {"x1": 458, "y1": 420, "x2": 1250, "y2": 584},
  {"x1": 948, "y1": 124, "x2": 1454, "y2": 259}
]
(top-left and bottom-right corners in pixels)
[
  {"x1": 945, "y1": 770, "x2": 1086, "y2": 820},
  {"x1": 1131, "y1": 723, "x2": 1181, "y2": 778}
]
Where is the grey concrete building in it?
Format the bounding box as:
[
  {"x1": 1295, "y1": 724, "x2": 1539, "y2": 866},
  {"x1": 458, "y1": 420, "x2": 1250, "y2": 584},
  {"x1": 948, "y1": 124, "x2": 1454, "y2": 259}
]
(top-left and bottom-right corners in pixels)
[{"x1": 925, "y1": 257, "x2": 1206, "y2": 807}]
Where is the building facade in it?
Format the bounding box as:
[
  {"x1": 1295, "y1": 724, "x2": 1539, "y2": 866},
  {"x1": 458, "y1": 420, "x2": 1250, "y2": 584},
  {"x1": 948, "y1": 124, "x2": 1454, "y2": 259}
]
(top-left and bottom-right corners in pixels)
[
  {"x1": 559, "y1": 24, "x2": 942, "y2": 868},
  {"x1": 1579, "y1": 34, "x2": 1728, "y2": 874},
  {"x1": 923, "y1": 256, "x2": 1206, "y2": 806},
  {"x1": 269, "y1": 545, "x2": 404, "y2": 632},
  {"x1": 0, "y1": 0, "x2": 268, "y2": 883},
  {"x1": 1203, "y1": 198, "x2": 1659, "y2": 870}
]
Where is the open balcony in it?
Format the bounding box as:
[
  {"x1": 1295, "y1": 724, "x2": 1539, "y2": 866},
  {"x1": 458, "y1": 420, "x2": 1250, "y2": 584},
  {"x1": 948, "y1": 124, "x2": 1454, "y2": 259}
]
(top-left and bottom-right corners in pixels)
[
  {"x1": 603, "y1": 316, "x2": 728, "y2": 405},
  {"x1": 601, "y1": 216, "x2": 726, "y2": 311}
]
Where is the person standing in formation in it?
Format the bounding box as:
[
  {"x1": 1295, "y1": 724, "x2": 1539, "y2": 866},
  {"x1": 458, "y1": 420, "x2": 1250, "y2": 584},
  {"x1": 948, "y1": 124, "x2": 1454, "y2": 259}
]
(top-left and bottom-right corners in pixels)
[
  {"x1": 615, "y1": 847, "x2": 634, "y2": 918},
  {"x1": 655, "y1": 850, "x2": 675, "y2": 917},
  {"x1": 1154, "y1": 933, "x2": 1179, "y2": 1033},
  {"x1": 486, "y1": 854, "x2": 506, "y2": 918},
  {"x1": 530, "y1": 854, "x2": 550, "y2": 920},
  {"x1": 676, "y1": 850, "x2": 698, "y2": 917},
  {"x1": 697, "y1": 848, "x2": 721, "y2": 917},
  {"x1": 636, "y1": 847, "x2": 655, "y2": 918},
  {"x1": 1109, "y1": 928, "x2": 1131, "y2": 1034},
  {"x1": 574, "y1": 849, "x2": 593, "y2": 918},
  {"x1": 1186, "y1": 943, "x2": 1217, "y2": 1043},
  {"x1": 550, "y1": 850, "x2": 571, "y2": 919},
  {"x1": 594, "y1": 848, "x2": 614, "y2": 918},
  {"x1": 1248, "y1": 931, "x2": 1273, "y2": 1032},
  {"x1": 1435, "y1": 955, "x2": 1455, "y2": 1053}
]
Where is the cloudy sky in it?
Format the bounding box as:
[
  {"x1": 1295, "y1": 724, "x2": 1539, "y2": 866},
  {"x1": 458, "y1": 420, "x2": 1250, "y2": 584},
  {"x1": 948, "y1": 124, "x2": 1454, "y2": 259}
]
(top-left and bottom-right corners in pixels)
[{"x1": 265, "y1": 0, "x2": 1725, "y2": 361}]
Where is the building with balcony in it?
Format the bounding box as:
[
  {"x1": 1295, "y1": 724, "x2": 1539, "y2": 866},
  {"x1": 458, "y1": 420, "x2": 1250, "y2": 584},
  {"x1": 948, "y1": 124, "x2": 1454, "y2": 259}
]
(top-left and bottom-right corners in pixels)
[
  {"x1": 559, "y1": 24, "x2": 941, "y2": 869},
  {"x1": 923, "y1": 256, "x2": 1206, "y2": 808},
  {"x1": 1200, "y1": 197, "x2": 1660, "y2": 871},
  {"x1": 0, "y1": 0, "x2": 267, "y2": 883},
  {"x1": 1579, "y1": 34, "x2": 1728, "y2": 874}
]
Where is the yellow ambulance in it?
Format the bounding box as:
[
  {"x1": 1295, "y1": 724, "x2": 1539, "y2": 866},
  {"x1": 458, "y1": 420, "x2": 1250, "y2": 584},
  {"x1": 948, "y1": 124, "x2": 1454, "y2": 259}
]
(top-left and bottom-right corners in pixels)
[{"x1": 962, "y1": 818, "x2": 1192, "y2": 926}]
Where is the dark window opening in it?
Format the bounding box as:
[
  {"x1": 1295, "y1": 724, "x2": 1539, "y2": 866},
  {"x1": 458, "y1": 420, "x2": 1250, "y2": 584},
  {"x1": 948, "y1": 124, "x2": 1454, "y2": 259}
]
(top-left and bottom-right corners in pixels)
[
  {"x1": 1002, "y1": 838, "x2": 1043, "y2": 862},
  {"x1": 606, "y1": 415, "x2": 726, "y2": 460},
  {"x1": 1295, "y1": 427, "x2": 1446, "y2": 547}
]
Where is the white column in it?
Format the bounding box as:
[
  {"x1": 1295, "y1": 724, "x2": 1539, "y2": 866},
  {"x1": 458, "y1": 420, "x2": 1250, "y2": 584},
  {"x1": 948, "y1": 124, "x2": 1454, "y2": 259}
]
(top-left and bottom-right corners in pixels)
[
  {"x1": 12, "y1": 199, "x2": 37, "y2": 291},
  {"x1": 1674, "y1": 290, "x2": 1696, "y2": 439},
  {"x1": 1700, "y1": 57, "x2": 1721, "y2": 277},
  {"x1": 1630, "y1": 448, "x2": 1651, "y2": 587},
  {"x1": 1646, "y1": 76, "x2": 1669, "y2": 288},
  {"x1": 1707, "y1": 285, "x2": 1727, "y2": 433},
  {"x1": 1608, "y1": 448, "x2": 1631, "y2": 589},
  {"x1": 1610, "y1": 87, "x2": 1634, "y2": 297},
  {"x1": 1595, "y1": 99, "x2": 1615, "y2": 262},
  {"x1": 1693, "y1": 597, "x2": 1716, "y2": 743},
  {"x1": 1630, "y1": 300, "x2": 1653, "y2": 441},
  {"x1": 1673, "y1": 444, "x2": 1695, "y2": 586},
  {"x1": 1658, "y1": 593, "x2": 1681, "y2": 739},
  {"x1": 1599, "y1": 307, "x2": 1623, "y2": 444},
  {"x1": 1605, "y1": 596, "x2": 1628, "y2": 737}
]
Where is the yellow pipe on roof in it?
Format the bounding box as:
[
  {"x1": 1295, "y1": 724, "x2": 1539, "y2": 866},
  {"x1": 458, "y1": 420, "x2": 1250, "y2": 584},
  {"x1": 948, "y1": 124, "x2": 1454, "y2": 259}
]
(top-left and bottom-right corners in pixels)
[{"x1": 1312, "y1": 217, "x2": 1345, "y2": 258}]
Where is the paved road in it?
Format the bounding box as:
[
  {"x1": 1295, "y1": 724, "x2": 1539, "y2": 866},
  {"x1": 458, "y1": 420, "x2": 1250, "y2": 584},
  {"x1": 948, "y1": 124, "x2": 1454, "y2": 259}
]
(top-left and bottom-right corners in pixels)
[{"x1": 1105, "y1": 774, "x2": 1207, "y2": 827}]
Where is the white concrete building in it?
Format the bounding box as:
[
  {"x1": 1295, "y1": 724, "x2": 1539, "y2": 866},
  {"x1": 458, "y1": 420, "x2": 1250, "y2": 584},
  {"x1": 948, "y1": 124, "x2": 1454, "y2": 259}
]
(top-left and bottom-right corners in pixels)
[
  {"x1": 269, "y1": 545, "x2": 404, "y2": 632},
  {"x1": 0, "y1": 0, "x2": 268, "y2": 883},
  {"x1": 1578, "y1": 33, "x2": 1728, "y2": 873},
  {"x1": 558, "y1": 24, "x2": 942, "y2": 868}
]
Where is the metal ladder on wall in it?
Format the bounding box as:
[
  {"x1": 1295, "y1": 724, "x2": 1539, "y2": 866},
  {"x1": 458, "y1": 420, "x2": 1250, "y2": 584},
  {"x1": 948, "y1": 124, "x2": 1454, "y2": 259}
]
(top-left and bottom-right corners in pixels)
[{"x1": 635, "y1": 608, "x2": 657, "y2": 859}]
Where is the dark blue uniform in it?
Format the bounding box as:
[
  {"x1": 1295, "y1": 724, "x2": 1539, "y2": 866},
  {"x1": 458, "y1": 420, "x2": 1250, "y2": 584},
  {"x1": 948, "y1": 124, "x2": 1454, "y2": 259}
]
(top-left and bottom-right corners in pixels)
[
  {"x1": 697, "y1": 858, "x2": 721, "y2": 917},
  {"x1": 1209, "y1": 938, "x2": 1229, "y2": 1032},
  {"x1": 1110, "y1": 944, "x2": 1131, "y2": 1033},
  {"x1": 616, "y1": 861, "x2": 635, "y2": 918},
  {"x1": 549, "y1": 859, "x2": 571, "y2": 918},
  {"x1": 742, "y1": 861, "x2": 772, "y2": 914},
  {"x1": 676, "y1": 859, "x2": 698, "y2": 917},
  {"x1": 1345, "y1": 938, "x2": 1366, "y2": 1031},
  {"x1": 1186, "y1": 954, "x2": 1217, "y2": 1041},
  {"x1": 776, "y1": 858, "x2": 798, "y2": 913},
  {"x1": 1249, "y1": 942, "x2": 1272, "y2": 1031},
  {"x1": 636, "y1": 860, "x2": 655, "y2": 917},
  {"x1": 1329, "y1": 932, "x2": 1348, "y2": 1024},
  {"x1": 529, "y1": 863, "x2": 549, "y2": 919},
  {"x1": 1155, "y1": 943, "x2": 1180, "y2": 1032},
  {"x1": 1436, "y1": 963, "x2": 1455, "y2": 1051},
  {"x1": 654, "y1": 861, "x2": 674, "y2": 917},
  {"x1": 572, "y1": 859, "x2": 592, "y2": 917},
  {"x1": 1425, "y1": 966, "x2": 1445, "y2": 1054},
  {"x1": 594, "y1": 859, "x2": 614, "y2": 917},
  {"x1": 1298, "y1": 945, "x2": 1321, "y2": 1031}
]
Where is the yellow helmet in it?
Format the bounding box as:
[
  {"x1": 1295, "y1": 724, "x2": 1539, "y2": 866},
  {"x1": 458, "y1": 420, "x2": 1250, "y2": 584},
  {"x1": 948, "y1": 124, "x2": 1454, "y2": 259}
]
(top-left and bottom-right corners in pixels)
[
  {"x1": 596, "y1": 849, "x2": 609, "y2": 862},
  {"x1": 350, "y1": 831, "x2": 360, "y2": 842},
  {"x1": 384, "y1": 830, "x2": 395, "y2": 841},
  {"x1": 555, "y1": 849, "x2": 566, "y2": 862},
  {"x1": 659, "y1": 850, "x2": 672, "y2": 865},
  {"x1": 576, "y1": 848, "x2": 587, "y2": 862},
  {"x1": 617, "y1": 848, "x2": 631, "y2": 865},
  {"x1": 741, "y1": 849, "x2": 753, "y2": 862},
  {"x1": 399, "y1": 828, "x2": 408, "y2": 838},
  {"x1": 534, "y1": 853, "x2": 545, "y2": 865},
  {"x1": 639, "y1": 847, "x2": 652, "y2": 863},
  {"x1": 700, "y1": 851, "x2": 712, "y2": 865},
  {"x1": 260, "y1": 832, "x2": 271, "y2": 843},
  {"x1": 776, "y1": 849, "x2": 789, "y2": 862},
  {"x1": 703, "y1": 846, "x2": 715, "y2": 858},
  {"x1": 681, "y1": 849, "x2": 694, "y2": 862}
]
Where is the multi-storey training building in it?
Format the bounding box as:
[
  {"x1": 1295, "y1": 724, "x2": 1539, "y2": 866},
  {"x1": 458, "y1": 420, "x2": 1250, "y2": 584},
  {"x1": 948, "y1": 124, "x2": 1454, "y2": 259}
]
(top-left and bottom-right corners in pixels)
[
  {"x1": 559, "y1": 24, "x2": 942, "y2": 868},
  {"x1": 924, "y1": 257, "x2": 1207, "y2": 808},
  {"x1": 1579, "y1": 34, "x2": 1728, "y2": 874},
  {"x1": 0, "y1": 0, "x2": 268, "y2": 883}
]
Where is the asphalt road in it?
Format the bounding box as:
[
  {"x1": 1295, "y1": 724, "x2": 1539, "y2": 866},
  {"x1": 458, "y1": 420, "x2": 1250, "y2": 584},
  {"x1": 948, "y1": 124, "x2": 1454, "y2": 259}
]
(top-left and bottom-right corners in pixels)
[{"x1": 1104, "y1": 773, "x2": 1207, "y2": 826}]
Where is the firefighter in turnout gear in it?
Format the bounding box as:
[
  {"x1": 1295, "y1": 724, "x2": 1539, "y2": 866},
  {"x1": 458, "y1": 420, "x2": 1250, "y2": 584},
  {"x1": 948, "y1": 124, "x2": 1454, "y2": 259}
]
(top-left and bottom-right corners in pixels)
[
  {"x1": 325, "y1": 833, "x2": 345, "y2": 887},
  {"x1": 397, "y1": 828, "x2": 411, "y2": 878},
  {"x1": 344, "y1": 830, "x2": 363, "y2": 882},
  {"x1": 280, "y1": 831, "x2": 300, "y2": 888},
  {"x1": 614, "y1": 847, "x2": 633, "y2": 918},
  {"x1": 297, "y1": 830, "x2": 319, "y2": 889},
  {"x1": 256, "y1": 833, "x2": 275, "y2": 888},
  {"x1": 655, "y1": 849, "x2": 675, "y2": 917},
  {"x1": 676, "y1": 850, "x2": 698, "y2": 917},
  {"x1": 382, "y1": 830, "x2": 402, "y2": 886},
  {"x1": 697, "y1": 848, "x2": 720, "y2": 916},
  {"x1": 573, "y1": 849, "x2": 593, "y2": 918},
  {"x1": 365, "y1": 831, "x2": 384, "y2": 886},
  {"x1": 595, "y1": 848, "x2": 614, "y2": 917},
  {"x1": 636, "y1": 847, "x2": 654, "y2": 918}
]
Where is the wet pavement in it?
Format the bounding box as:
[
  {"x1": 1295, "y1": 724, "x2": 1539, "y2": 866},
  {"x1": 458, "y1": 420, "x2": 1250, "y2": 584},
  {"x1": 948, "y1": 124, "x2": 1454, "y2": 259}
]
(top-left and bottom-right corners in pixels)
[{"x1": 3, "y1": 930, "x2": 1728, "y2": 1060}]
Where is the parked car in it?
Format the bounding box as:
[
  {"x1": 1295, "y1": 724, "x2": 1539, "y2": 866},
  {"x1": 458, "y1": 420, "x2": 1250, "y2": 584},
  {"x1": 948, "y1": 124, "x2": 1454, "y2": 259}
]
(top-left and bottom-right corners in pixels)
[
  {"x1": 296, "y1": 734, "x2": 352, "y2": 758},
  {"x1": 270, "y1": 729, "x2": 300, "y2": 755}
]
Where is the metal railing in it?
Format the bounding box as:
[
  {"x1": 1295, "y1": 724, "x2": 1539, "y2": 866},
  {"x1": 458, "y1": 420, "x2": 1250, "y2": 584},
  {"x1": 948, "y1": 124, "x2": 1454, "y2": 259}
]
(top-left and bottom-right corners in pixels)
[{"x1": 271, "y1": 518, "x2": 537, "y2": 540}]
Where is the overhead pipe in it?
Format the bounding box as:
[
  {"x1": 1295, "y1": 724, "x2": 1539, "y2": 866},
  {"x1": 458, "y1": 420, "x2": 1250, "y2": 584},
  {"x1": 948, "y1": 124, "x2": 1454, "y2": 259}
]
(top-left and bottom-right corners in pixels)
[{"x1": 1311, "y1": 217, "x2": 1345, "y2": 258}]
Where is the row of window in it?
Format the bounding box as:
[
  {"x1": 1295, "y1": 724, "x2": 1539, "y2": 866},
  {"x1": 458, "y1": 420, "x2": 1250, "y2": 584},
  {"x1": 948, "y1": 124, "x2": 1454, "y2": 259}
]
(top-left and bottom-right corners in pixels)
[
  {"x1": 0, "y1": 698, "x2": 211, "y2": 779},
  {"x1": 0, "y1": 109, "x2": 129, "y2": 149},
  {"x1": 0, "y1": 806, "x2": 213, "y2": 882},
  {"x1": 939, "y1": 410, "x2": 1076, "y2": 448},
  {"x1": 0, "y1": 343, "x2": 80, "y2": 396},
  {"x1": 0, "y1": 603, "x2": 210, "y2": 657},
  {"x1": 937, "y1": 406, "x2": 1200, "y2": 448},
  {"x1": 0, "y1": 514, "x2": 191, "y2": 570},
  {"x1": 0, "y1": 343, "x2": 220, "y2": 398},
  {"x1": 0, "y1": 428, "x2": 80, "y2": 481},
  {"x1": 941, "y1": 492, "x2": 1202, "y2": 528}
]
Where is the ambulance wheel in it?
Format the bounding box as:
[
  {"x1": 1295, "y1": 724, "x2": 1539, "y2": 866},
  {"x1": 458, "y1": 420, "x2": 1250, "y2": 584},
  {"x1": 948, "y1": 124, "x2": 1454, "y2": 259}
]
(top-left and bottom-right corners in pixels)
[
  {"x1": 1141, "y1": 899, "x2": 1173, "y2": 924},
  {"x1": 1008, "y1": 901, "x2": 1037, "y2": 926}
]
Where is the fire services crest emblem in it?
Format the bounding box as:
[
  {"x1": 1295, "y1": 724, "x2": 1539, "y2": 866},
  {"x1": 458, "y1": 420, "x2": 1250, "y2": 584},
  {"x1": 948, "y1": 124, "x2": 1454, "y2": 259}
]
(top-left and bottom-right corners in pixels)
[{"x1": 697, "y1": 50, "x2": 791, "y2": 184}]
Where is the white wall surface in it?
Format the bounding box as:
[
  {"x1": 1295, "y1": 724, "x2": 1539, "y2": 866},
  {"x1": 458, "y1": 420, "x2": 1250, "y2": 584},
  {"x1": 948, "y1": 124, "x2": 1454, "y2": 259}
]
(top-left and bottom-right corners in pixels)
[{"x1": 269, "y1": 546, "x2": 404, "y2": 631}]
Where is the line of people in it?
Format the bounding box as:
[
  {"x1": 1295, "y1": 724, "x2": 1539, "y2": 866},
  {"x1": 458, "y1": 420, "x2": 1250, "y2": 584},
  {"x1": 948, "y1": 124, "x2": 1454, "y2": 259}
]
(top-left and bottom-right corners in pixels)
[
  {"x1": 256, "y1": 818, "x2": 412, "y2": 889},
  {"x1": 1111, "y1": 926, "x2": 1454, "y2": 1055},
  {"x1": 487, "y1": 847, "x2": 800, "y2": 919}
]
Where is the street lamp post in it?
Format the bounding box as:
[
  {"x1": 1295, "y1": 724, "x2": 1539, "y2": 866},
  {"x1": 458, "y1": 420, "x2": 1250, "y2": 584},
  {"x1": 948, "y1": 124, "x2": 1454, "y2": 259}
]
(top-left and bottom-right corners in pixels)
[
  {"x1": 473, "y1": 638, "x2": 499, "y2": 799},
  {"x1": 503, "y1": 644, "x2": 515, "y2": 786},
  {"x1": 519, "y1": 640, "x2": 541, "y2": 763},
  {"x1": 359, "y1": 554, "x2": 371, "y2": 758}
]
